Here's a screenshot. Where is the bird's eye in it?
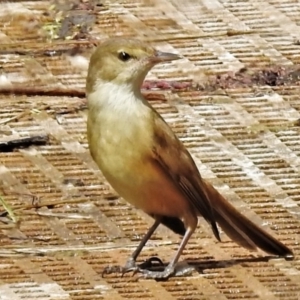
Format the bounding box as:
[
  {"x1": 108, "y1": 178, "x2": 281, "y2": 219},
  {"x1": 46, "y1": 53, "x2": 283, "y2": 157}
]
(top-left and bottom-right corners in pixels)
[{"x1": 118, "y1": 51, "x2": 131, "y2": 62}]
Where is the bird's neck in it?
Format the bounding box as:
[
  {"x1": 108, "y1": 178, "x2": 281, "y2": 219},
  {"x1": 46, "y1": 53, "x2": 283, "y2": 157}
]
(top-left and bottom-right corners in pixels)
[
  {"x1": 87, "y1": 80, "x2": 154, "y2": 153},
  {"x1": 87, "y1": 80, "x2": 154, "y2": 130},
  {"x1": 89, "y1": 80, "x2": 149, "y2": 113}
]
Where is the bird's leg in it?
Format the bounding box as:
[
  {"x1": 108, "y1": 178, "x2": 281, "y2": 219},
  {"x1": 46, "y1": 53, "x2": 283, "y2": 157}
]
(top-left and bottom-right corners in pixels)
[
  {"x1": 103, "y1": 218, "x2": 161, "y2": 276},
  {"x1": 138, "y1": 216, "x2": 197, "y2": 279},
  {"x1": 123, "y1": 218, "x2": 162, "y2": 272}
]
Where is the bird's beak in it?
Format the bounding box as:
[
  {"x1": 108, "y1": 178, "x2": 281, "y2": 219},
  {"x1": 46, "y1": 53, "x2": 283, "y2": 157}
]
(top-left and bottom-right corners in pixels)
[{"x1": 149, "y1": 50, "x2": 182, "y2": 64}]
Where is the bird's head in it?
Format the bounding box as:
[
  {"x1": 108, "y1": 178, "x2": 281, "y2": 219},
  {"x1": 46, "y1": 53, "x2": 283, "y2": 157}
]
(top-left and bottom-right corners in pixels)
[{"x1": 86, "y1": 38, "x2": 181, "y2": 93}]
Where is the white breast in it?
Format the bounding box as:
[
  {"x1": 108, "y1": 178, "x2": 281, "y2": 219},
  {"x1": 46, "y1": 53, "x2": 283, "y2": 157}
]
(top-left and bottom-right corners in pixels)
[{"x1": 87, "y1": 81, "x2": 153, "y2": 178}]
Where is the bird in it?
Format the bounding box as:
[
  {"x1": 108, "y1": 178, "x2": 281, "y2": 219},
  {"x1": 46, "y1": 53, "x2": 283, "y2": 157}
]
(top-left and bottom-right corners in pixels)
[{"x1": 86, "y1": 37, "x2": 293, "y2": 279}]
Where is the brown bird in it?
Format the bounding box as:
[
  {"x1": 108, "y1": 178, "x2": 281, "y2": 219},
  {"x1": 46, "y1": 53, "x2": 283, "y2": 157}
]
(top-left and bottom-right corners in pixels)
[{"x1": 86, "y1": 38, "x2": 293, "y2": 279}]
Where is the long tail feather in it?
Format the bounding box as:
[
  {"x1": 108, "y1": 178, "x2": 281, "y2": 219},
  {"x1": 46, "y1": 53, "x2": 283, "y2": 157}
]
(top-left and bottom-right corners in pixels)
[{"x1": 203, "y1": 181, "x2": 293, "y2": 257}]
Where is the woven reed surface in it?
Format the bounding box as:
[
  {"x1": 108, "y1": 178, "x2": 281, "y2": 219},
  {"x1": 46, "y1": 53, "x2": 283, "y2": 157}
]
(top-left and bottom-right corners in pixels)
[{"x1": 0, "y1": 0, "x2": 300, "y2": 299}]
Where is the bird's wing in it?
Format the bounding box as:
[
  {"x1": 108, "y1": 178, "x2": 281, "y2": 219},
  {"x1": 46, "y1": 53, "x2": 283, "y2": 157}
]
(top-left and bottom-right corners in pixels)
[
  {"x1": 151, "y1": 111, "x2": 220, "y2": 240},
  {"x1": 148, "y1": 110, "x2": 293, "y2": 256}
]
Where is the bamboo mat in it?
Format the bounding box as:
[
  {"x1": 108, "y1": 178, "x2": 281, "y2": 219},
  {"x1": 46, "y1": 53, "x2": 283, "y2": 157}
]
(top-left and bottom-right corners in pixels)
[{"x1": 0, "y1": 1, "x2": 300, "y2": 299}]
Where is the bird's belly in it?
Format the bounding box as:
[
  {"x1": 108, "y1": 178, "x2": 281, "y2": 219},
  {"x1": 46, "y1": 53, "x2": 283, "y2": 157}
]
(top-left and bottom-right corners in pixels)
[
  {"x1": 102, "y1": 157, "x2": 192, "y2": 219},
  {"x1": 88, "y1": 113, "x2": 192, "y2": 220}
]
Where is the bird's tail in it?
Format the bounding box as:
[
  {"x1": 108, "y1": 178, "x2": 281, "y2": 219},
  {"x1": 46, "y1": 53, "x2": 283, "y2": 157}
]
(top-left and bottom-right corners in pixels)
[{"x1": 203, "y1": 180, "x2": 293, "y2": 257}]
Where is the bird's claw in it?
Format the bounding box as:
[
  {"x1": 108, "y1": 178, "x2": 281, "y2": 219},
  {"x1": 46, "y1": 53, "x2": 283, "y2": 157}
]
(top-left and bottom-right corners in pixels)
[
  {"x1": 102, "y1": 265, "x2": 124, "y2": 277},
  {"x1": 137, "y1": 264, "x2": 176, "y2": 280},
  {"x1": 102, "y1": 256, "x2": 165, "y2": 277},
  {"x1": 138, "y1": 261, "x2": 195, "y2": 279},
  {"x1": 102, "y1": 257, "x2": 137, "y2": 277},
  {"x1": 103, "y1": 258, "x2": 194, "y2": 280}
]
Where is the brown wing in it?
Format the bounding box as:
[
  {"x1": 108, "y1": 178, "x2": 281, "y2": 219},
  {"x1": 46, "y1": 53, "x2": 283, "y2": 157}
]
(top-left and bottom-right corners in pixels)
[
  {"x1": 148, "y1": 110, "x2": 293, "y2": 256},
  {"x1": 151, "y1": 110, "x2": 220, "y2": 241}
]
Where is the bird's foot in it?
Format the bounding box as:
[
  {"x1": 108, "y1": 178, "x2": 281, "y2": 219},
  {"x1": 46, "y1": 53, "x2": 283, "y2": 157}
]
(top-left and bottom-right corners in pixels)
[
  {"x1": 102, "y1": 256, "x2": 164, "y2": 277},
  {"x1": 137, "y1": 261, "x2": 195, "y2": 280},
  {"x1": 137, "y1": 264, "x2": 176, "y2": 280}
]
